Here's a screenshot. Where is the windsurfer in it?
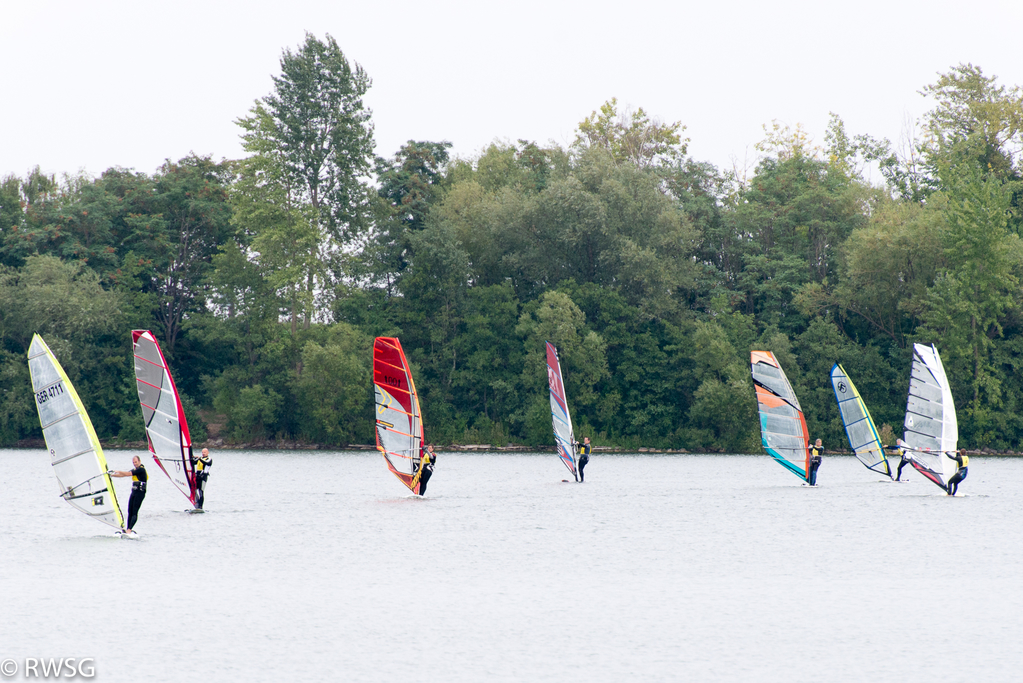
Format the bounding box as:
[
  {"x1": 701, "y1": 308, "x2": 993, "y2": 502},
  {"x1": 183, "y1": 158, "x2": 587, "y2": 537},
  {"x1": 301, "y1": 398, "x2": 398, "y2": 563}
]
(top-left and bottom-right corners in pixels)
[
  {"x1": 945, "y1": 449, "x2": 969, "y2": 496},
  {"x1": 417, "y1": 444, "x2": 436, "y2": 495},
  {"x1": 885, "y1": 438, "x2": 912, "y2": 481},
  {"x1": 112, "y1": 456, "x2": 148, "y2": 532},
  {"x1": 191, "y1": 447, "x2": 212, "y2": 509},
  {"x1": 576, "y1": 437, "x2": 591, "y2": 482},
  {"x1": 807, "y1": 439, "x2": 824, "y2": 485}
]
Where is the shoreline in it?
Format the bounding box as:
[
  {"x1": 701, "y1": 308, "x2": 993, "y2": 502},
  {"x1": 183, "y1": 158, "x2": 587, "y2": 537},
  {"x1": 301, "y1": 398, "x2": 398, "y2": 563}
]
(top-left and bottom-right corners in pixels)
[{"x1": 6, "y1": 438, "x2": 1022, "y2": 456}]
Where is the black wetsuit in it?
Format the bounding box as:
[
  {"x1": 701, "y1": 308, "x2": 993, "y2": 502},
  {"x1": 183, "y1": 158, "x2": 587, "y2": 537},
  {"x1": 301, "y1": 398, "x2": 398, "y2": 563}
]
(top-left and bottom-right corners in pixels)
[
  {"x1": 192, "y1": 453, "x2": 212, "y2": 509},
  {"x1": 946, "y1": 452, "x2": 969, "y2": 496},
  {"x1": 577, "y1": 442, "x2": 591, "y2": 482},
  {"x1": 807, "y1": 444, "x2": 823, "y2": 486},
  {"x1": 126, "y1": 464, "x2": 147, "y2": 530},
  {"x1": 896, "y1": 452, "x2": 911, "y2": 481},
  {"x1": 885, "y1": 446, "x2": 911, "y2": 480},
  {"x1": 417, "y1": 452, "x2": 434, "y2": 496}
]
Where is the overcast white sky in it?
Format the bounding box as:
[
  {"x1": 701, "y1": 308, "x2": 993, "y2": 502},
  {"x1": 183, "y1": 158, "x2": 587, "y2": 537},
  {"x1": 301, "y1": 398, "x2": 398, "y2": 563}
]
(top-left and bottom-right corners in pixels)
[{"x1": 3, "y1": 0, "x2": 1022, "y2": 183}]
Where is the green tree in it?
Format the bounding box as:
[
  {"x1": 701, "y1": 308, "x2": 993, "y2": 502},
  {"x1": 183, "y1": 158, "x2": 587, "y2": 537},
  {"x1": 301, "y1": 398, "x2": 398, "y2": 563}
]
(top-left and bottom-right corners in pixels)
[
  {"x1": 236, "y1": 32, "x2": 375, "y2": 325},
  {"x1": 574, "y1": 98, "x2": 688, "y2": 169}
]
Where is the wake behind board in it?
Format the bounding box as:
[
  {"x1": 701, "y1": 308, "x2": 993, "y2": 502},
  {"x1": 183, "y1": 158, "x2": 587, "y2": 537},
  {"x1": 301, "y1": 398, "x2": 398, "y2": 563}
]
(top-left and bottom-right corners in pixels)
[
  {"x1": 116, "y1": 531, "x2": 140, "y2": 540},
  {"x1": 186, "y1": 508, "x2": 205, "y2": 514}
]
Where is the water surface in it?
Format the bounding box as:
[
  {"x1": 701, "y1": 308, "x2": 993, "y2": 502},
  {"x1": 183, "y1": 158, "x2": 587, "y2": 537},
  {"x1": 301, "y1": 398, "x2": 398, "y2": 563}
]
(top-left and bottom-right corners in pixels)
[{"x1": 1, "y1": 450, "x2": 1020, "y2": 682}]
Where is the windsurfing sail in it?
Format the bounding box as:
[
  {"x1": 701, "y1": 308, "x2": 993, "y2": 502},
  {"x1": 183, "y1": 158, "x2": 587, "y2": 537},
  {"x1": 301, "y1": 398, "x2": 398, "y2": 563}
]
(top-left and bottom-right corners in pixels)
[
  {"x1": 751, "y1": 351, "x2": 810, "y2": 481},
  {"x1": 903, "y1": 343, "x2": 958, "y2": 491},
  {"x1": 132, "y1": 330, "x2": 197, "y2": 507},
  {"x1": 830, "y1": 364, "x2": 893, "y2": 478},
  {"x1": 545, "y1": 342, "x2": 577, "y2": 479},
  {"x1": 373, "y1": 337, "x2": 424, "y2": 494},
  {"x1": 27, "y1": 334, "x2": 125, "y2": 530}
]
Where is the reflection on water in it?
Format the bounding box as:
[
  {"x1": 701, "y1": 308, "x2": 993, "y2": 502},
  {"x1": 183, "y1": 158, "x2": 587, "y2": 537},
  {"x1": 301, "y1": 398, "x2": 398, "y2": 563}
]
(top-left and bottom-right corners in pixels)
[{"x1": 1, "y1": 449, "x2": 1021, "y2": 682}]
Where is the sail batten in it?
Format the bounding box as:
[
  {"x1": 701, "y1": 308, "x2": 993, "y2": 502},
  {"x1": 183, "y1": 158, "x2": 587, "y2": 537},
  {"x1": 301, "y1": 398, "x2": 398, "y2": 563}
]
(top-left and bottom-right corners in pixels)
[
  {"x1": 752, "y1": 351, "x2": 810, "y2": 481},
  {"x1": 131, "y1": 330, "x2": 197, "y2": 507},
  {"x1": 831, "y1": 364, "x2": 893, "y2": 477},
  {"x1": 903, "y1": 343, "x2": 958, "y2": 490},
  {"x1": 28, "y1": 334, "x2": 125, "y2": 530},
  {"x1": 374, "y1": 337, "x2": 424, "y2": 493},
  {"x1": 545, "y1": 342, "x2": 577, "y2": 478}
]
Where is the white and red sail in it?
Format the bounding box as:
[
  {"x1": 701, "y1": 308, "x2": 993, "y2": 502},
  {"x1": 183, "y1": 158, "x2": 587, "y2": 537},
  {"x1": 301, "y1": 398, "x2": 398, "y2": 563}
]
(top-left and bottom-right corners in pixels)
[
  {"x1": 132, "y1": 330, "x2": 197, "y2": 506},
  {"x1": 546, "y1": 342, "x2": 577, "y2": 478},
  {"x1": 373, "y1": 337, "x2": 424, "y2": 494}
]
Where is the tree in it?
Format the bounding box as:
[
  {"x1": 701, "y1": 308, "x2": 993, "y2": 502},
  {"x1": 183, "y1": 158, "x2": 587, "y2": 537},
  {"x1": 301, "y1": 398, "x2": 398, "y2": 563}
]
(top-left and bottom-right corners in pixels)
[
  {"x1": 369, "y1": 140, "x2": 452, "y2": 290},
  {"x1": 574, "y1": 98, "x2": 688, "y2": 169},
  {"x1": 235, "y1": 32, "x2": 375, "y2": 325},
  {"x1": 921, "y1": 64, "x2": 1023, "y2": 185}
]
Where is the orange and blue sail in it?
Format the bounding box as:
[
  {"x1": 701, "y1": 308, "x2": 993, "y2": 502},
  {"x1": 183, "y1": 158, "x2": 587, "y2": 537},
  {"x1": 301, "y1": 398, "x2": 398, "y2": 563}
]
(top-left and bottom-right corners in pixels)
[
  {"x1": 751, "y1": 351, "x2": 810, "y2": 481},
  {"x1": 830, "y1": 364, "x2": 893, "y2": 478},
  {"x1": 545, "y1": 342, "x2": 577, "y2": 479}
]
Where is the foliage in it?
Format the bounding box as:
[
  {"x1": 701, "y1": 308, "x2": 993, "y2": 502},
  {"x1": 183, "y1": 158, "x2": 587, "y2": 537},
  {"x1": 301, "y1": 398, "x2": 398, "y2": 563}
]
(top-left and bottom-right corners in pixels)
[{"x1": 7, "y1": 59, "x2": 1023, "y2": 455}]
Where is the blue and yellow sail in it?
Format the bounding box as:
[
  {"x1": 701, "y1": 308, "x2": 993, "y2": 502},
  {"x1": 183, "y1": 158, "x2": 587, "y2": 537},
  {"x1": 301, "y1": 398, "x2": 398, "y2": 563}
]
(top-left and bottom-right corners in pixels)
[{"x1": 830, "y1": 364, "x2": 893, "y2": 478}]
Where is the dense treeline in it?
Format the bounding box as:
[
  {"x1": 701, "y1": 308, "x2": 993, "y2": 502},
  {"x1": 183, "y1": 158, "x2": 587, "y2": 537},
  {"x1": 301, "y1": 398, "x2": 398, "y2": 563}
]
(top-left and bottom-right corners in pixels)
[{"x1": 3, "y1": 34, "x2": 1023, "y2": 452}]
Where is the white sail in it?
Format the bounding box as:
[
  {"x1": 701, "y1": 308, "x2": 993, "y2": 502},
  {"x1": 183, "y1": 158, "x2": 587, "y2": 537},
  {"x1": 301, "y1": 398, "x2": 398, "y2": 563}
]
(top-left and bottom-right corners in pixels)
[
  {"x1": 27, "y1": 335, "x2": 125, "y2": 529},
  {"x1": 903, "y1": 343, "x2": 959, "y2": 489},
  {"x1": 133, "y1": 330, "x2": 196, "y2": 505}
]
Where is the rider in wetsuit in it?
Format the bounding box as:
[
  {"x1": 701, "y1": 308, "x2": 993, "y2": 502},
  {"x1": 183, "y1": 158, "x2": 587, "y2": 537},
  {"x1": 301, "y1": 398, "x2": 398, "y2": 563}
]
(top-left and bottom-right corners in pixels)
[
  {"x1": 576, "y1": 437, "x2": 592, "y2": 482},
  {"x1": 885, "y1": 438, "x2": 912, "y2": 481},
  {"x1": 807, "y1": 439, "x2": 824, "y2": 486},
  {"x1": 945, "y1": 449, "x2": 969, "y2": 496},
  {"x1": 417, "y1": 444, "x2": 436, "y2": 496},
  {"x1": 112, "y1": 456, "x2": 147, "y2": 532},
  {"x1": 191, "y1": 448, "x2": 212, "y2": 509}
]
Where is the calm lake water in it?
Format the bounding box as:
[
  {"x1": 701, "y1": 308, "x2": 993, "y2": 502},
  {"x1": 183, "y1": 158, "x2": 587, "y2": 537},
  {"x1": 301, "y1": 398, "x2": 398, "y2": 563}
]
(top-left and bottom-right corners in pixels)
[{"x1": 1, "y1": 448, "x2": 1021, "y2": 682}]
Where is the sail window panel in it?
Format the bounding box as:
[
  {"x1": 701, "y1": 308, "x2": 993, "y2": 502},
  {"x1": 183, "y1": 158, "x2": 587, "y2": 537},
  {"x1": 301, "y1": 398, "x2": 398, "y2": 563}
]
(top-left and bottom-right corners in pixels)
[
  {"x1": 769, "y1": 438, "x2": 807, "y2": 455},
  {"x1": 907, "y1": 396, "x2": 943, "y2": 421},
  {"x1": 146, "y1": 403, "x2": 181, "y2": 451},
  {"x1": 758, "y1": 400, "x2": 799, "y2": 417},
  {"x1": 911, "y1": 362, "x2": 938, "y2": 383},
  {"x1": 134, "y1": 336, "x2": 164, "y2": 365},
  {"x1": 53, "y1": 449, "x2": 103, "y2": 496},
  {"x1": 46, "y1": 415, "x2": 96, "y2": 463},
  {"x1": 552, "y1": 419, "x2": 573, "y2": 442},
  {"x1": 753, "y1": 364, "x2": 783, "y2": 380},
  {"x1": 134, "y1": 358, "x2": 165, "y2": 391},
  {"x1": 908, "y1": 414, "x2": 944, "y2": 439},
  {"x1": 34, "y1": 387, "x2": 77, "y2": 428},
  {"x1": 910, "y1": 380, "x2": 943, "y2": 405},
  {"x1": 755, "y1": 377, "x2": 799, "y2": 406},
  {"x1": 136, "y1": 383, "x2": 163, "y2": 425},
  {"x1": 762, "y1": 414, "x2": 804, "y2": 438},
  {"x1": 906, "y1": 431, "x2": 941, "y2": 452},
  {"x1": 846, "y1": 420, "x2": 877, "y2": 450},
  {"x1": 837, "y1": 400, "x2": 867, "y2": 426},
  {"x1": 906, "y1": 413, "x2": 943, "y2": 439},
  {"x1": 29, "y1": 357, "x2": 61, "y2": 389}
]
